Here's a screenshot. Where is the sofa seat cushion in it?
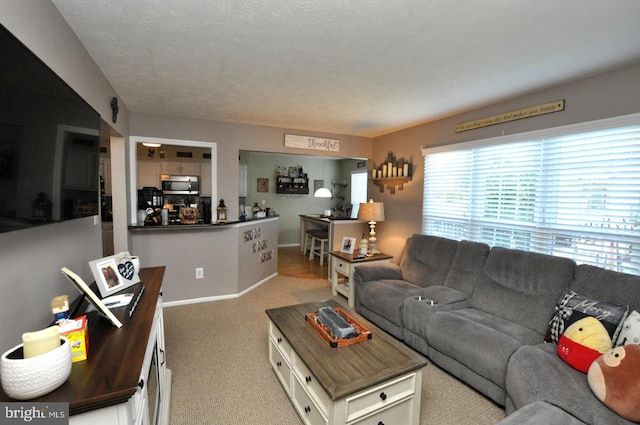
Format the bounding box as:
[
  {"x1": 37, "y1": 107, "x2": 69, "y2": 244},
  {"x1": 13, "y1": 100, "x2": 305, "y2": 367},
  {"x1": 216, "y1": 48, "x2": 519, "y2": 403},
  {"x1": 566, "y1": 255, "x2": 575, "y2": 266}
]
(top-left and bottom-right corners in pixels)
[
  {"x1": 426, "y1": 308, "x2": 543, "y2": 388},
  {"x1": 496, "y1": 401, "x2": 586, "y2": 425},
  {"x1": 356, "y1": 279, "x2": 424, "y2": 327},
  {"x1": 506, "y1": 344, "x2": 636, "y2": 425}
]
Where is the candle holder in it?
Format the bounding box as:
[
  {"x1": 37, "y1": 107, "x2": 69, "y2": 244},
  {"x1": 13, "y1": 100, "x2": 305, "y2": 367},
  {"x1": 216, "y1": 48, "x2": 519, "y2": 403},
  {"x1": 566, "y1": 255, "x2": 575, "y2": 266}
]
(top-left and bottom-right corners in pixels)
[
  {"x1": 1, "y1": 337, "x2": 71, "y2": 400},
  {"x1": 371, "y1": 153, "x2": 413, "y2": 194}
]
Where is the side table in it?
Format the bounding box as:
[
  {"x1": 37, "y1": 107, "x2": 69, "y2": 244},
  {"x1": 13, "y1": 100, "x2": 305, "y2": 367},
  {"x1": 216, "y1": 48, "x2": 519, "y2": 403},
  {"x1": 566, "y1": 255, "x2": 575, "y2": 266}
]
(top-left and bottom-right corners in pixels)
[{"x1": 329, "y1": 251, "x2": 393, "y2": 307}]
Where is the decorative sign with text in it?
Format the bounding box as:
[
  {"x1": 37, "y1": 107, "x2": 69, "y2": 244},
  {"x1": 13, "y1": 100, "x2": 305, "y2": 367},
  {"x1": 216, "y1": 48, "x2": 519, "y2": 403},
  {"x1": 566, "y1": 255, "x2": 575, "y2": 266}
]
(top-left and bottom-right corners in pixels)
[
  {"x1": 285, "y1": 134, "x2": 340, "y2": 152},
  {"x1": 455, "y1": 100, "x2": 565, "y2": 133}
]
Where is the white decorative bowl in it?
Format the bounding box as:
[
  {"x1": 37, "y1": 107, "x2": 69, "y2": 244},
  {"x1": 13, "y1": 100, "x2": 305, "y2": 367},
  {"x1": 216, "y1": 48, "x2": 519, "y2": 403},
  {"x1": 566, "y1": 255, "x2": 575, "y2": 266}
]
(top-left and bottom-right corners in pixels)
[{"x1": 1, "y1": 337, "x2": 71, "y2": 400}]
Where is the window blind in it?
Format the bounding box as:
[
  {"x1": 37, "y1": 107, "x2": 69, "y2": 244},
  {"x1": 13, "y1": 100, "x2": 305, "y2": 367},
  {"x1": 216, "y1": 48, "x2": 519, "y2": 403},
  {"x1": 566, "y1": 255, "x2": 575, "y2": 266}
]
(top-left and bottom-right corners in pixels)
[
  {"x1": 422, "y1": 114, "x2": 640, "y2": 274},
  {"x1": 350, "y1": 171, "x2": 368, "y2": 218}
]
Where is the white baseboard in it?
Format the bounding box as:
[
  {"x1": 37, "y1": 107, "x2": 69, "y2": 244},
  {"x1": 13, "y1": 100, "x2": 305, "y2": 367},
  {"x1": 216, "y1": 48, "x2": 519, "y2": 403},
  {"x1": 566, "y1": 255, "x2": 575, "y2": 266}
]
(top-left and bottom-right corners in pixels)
[{"x1": 163, "y1": 272, "x2": 278, "y2": 307}]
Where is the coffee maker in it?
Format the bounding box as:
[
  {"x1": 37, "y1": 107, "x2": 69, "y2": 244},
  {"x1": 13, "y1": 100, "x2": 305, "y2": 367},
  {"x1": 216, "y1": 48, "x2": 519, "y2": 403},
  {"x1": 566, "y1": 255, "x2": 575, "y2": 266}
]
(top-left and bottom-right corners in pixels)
[{"x1": 138, "y1": 187, "x2": 165, "y2": 210}]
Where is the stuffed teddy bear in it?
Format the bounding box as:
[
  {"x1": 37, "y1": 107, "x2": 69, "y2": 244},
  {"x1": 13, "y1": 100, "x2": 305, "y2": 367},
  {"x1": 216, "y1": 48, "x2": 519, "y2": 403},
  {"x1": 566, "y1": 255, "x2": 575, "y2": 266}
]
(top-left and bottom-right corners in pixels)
[
  {"x1": 557, "y1": 316, "x2": 612, "y2": 373},
  {"x1": 588, "y1": 344, "x2": 640, "y2": 422}
]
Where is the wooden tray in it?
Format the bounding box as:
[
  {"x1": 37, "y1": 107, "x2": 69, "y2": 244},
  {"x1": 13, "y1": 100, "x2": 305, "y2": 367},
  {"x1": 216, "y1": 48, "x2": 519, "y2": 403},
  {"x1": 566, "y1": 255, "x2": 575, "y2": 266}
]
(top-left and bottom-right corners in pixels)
[{"x1": 305, "y1": 307, "x2": 372, "y2": 348}]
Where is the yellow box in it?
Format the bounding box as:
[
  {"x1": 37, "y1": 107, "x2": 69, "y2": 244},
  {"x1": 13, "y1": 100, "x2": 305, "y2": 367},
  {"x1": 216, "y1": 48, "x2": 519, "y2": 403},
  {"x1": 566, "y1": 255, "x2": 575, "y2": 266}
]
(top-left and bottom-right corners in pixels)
[{"x1": 58, "y1": 315, "x2": 89, "y2": 363}]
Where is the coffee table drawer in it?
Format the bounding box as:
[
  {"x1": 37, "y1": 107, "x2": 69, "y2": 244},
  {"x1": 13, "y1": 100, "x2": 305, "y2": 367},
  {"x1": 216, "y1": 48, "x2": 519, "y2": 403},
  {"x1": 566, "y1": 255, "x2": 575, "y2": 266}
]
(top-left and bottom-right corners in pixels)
[
  {"x1": 293, "y1": 355, "x2": 329, "y2": 414},
  {"x1": 350, "y1": 398, "x2": 413, "y2": 425},
  {"x1": 292, "y1": 374, "x2": 328, "y2": 425},
  {"x1": 269, "y1": 321, "x2": 292, "y2": 361},
  {"x1": 344, "y1": 373, "x2": 416, "y2": 423},
  {"x1": 269, "y1": 339, "x2": 291, "y2": 395}
]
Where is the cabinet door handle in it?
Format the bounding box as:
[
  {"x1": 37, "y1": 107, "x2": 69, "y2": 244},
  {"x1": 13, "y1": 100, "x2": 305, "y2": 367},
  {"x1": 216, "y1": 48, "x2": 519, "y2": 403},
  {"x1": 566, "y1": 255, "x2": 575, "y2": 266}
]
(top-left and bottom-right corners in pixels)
[
  {"x1": 138, "y1": 379, "x2": 144, "y2": 389},
  {"x1": 378, "y1": 422, "x2": 385, "y2": 425},
  {"x1": 276, "y1": 361, "x2": 282, "y2": 367},
  {"x1": 338, "y1": 263, "x2": 343, "y2": 267},
  {"x1": 277, "y1": 337, "x2": 282, "y2": 343},
  {"x1": 160, "y1": 348, "x2": 166, "y2": 366},
  {"x1": 305, "y1": 376, "x2": 312, "y2": 383},
  {"x1": 304, "y1": 406, "x2": 311, "y2": 414},
  {"x1": 379, "y1": 392, "x2": 387, "y2": 401}
]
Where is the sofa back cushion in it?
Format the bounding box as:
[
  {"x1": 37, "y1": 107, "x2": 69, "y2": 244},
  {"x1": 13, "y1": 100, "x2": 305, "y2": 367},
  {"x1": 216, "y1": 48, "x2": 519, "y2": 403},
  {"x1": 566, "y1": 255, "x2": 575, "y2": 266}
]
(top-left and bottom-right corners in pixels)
[
  {"x1": 571, "y1": 264, "x2": 640, "y2": 313},
  {"x1": 444, "y1": 240, "x2": 491, "y2": 295},
  {"x1": 398, "y1": 234, "x2": 459, "y2": 287},
  {"x1": 470, "y1": 247, "x2": 576, "y2": 335}
]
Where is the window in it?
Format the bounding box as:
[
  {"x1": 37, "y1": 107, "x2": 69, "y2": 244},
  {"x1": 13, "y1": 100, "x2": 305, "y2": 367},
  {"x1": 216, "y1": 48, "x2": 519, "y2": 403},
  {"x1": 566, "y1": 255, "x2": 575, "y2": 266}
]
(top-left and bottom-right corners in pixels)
[
  {"x1": 350, "y1": 171, "x2": 368, "y2": 218},
  {"x1": 422, "y1": 114, "x2": 640, "y2": 274}
]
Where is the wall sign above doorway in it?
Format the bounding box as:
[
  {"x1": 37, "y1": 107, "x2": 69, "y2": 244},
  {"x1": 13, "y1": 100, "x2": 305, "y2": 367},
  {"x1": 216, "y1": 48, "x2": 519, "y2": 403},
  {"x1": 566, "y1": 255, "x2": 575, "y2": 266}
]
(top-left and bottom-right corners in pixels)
[
  {"x1": 455, "y1": 100, "x2": 565, "y2": 133},
  {"x1": 284, "y1": 133, "x2": 340, "y2": 152}
]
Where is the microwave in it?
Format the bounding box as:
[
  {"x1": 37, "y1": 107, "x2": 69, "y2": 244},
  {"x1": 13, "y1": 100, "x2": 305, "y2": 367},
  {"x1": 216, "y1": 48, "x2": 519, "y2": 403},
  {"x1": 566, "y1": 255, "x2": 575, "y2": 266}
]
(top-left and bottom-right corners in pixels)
[{"x1": 161, "y1": 175, "x2": 200, "y2": 194}]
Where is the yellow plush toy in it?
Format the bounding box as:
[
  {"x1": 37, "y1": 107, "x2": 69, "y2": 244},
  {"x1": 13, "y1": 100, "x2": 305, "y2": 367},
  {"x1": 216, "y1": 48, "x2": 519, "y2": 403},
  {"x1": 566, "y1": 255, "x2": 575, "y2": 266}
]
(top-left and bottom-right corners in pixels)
[
  {"x1": 557, "y1": 317, "x2": 612, "y2": 372},
  {"x1": 588, "y1": 344, "x2": 640, "y2": 422}
]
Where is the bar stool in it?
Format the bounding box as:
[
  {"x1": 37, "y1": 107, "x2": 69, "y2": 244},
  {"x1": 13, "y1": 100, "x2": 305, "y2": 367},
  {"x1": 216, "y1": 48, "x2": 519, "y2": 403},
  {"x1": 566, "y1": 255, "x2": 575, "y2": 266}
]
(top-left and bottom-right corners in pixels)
[
  {"x1": 302, "y1": 231, "x2": 315, "y2": 255},
  {"x1": 309, "y1": 231, "x2": 329, "y2": 265}
]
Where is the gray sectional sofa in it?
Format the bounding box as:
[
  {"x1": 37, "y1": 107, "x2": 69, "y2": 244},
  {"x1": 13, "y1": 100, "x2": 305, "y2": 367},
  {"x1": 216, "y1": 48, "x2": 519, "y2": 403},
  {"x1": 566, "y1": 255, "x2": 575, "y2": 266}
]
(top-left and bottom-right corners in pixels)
[{"x1": 353, "y1": 234, "x2": 640, "y2": 424}]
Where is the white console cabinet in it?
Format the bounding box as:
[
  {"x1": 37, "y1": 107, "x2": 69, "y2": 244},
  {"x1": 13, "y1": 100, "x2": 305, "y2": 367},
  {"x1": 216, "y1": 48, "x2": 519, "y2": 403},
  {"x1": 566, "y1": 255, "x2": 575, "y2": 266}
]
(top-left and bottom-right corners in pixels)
[
  {"x1": 71, "y1": 296, "x2": 172, "y2": 425},
  {"x1": 0, "y1": 267, "x2": 172, "y2": 425}
]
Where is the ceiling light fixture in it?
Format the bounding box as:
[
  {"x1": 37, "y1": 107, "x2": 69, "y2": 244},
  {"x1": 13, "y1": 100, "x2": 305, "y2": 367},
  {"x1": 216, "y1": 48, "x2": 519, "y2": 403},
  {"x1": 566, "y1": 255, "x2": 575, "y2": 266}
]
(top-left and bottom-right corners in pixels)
[
  {"x1": 142, "y1": 142, "x2": 161, "y2": 148},
  {"x1": 314, "y1": 158, "x2": 332, "y2": 198}
]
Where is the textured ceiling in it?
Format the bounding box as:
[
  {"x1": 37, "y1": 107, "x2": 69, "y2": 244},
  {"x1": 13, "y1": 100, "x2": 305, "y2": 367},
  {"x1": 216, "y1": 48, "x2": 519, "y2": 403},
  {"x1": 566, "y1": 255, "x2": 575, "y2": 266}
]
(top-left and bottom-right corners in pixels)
[{"x1": 52, "y1": 0, "x2": 640, "y2": 137}]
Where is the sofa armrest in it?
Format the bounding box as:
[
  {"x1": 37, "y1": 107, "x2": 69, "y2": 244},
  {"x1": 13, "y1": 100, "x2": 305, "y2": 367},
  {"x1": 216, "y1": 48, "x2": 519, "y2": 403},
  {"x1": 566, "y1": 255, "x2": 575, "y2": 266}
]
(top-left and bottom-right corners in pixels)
[{"x1": 353, "y1": 262, "x2": 403, "y2": 284}]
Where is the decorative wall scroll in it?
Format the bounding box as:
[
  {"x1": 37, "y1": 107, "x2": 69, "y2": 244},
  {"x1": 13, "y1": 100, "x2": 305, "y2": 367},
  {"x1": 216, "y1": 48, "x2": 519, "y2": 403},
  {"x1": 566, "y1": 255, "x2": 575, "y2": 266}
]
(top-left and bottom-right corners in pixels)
[
  {"x1": 284, "y1": 133, "x2": 340, "y2": 152},
  {"x1": 455, "y1": 100, "x2": 565, "y2": 133}
]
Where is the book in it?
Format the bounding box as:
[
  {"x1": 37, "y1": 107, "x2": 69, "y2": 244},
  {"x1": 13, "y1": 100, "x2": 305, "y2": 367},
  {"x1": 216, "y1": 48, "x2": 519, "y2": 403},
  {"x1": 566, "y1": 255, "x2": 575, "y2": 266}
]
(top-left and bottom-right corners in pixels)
[{"x1": 61, "y1": 267, "x2": 123, "y2": 328}]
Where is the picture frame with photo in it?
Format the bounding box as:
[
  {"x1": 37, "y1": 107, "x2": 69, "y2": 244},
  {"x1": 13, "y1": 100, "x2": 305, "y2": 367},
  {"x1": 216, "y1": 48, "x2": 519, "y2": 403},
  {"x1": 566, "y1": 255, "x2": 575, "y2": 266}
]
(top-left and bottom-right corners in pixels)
[
  {"x1": 89, "y1": 251, "x2": 141, "y2": 298},
  {"x1": 341, "y1": 236, "x2": 356, "y2": 254},
  {"x1": 61, "y1": 267, "x2": 123, "y2": 328}
]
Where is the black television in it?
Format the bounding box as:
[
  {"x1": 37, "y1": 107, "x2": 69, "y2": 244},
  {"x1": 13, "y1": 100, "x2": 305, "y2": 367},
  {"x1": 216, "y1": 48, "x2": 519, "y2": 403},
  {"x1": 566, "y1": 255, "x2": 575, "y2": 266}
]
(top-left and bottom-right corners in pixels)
[{"x1": 0, "y1": 24, "x2": 101, "y2": 233}]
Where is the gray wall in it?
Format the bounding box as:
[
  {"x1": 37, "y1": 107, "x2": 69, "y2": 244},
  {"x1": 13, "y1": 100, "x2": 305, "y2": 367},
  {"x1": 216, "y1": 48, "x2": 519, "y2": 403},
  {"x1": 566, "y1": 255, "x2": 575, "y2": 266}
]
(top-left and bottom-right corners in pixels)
[
  {"x1": 371, "y1": 62, "x2": 640, "y2": 259},
  {"x1": 0, "y1": 1, "x2": 127, "y2": 351}
]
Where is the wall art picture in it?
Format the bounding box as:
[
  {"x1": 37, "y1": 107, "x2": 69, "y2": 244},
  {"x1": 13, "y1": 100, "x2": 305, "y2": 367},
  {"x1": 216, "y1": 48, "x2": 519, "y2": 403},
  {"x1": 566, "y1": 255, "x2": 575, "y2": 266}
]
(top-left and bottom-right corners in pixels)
[
  {"x1": 258, "y1": 178, "x2": 269, "y2": 192},
  {"x1": 89, "y1": 251, "x2": 141, "y2": 298}
]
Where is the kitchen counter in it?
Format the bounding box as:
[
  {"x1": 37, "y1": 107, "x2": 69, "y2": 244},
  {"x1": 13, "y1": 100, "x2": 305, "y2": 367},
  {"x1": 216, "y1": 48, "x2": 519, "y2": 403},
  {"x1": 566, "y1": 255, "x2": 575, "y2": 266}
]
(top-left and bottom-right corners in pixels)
[
  {"x1": 299, "y1": 214, "x2": 367, "y2": 253},
  {"x1": 128, "y1": 216, "x2": 279, "y2": 304},
  {"x1": 128, "y1": 214, "x2": 279, "y2": 231}
]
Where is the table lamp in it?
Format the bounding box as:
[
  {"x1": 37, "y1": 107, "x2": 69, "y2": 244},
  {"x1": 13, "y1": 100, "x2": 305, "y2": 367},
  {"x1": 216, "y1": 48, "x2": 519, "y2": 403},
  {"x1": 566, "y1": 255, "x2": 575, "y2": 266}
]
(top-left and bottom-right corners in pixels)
[{"x1": 357, "y1": 199, "x2": 385, "y2": 255}]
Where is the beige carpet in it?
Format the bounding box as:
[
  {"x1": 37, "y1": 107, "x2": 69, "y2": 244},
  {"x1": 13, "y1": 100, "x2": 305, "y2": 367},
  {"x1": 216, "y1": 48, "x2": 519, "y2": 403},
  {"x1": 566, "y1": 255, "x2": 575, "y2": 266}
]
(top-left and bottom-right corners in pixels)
[{"x1": 163, "y1": 275, "x2": 506, "y2": 424}]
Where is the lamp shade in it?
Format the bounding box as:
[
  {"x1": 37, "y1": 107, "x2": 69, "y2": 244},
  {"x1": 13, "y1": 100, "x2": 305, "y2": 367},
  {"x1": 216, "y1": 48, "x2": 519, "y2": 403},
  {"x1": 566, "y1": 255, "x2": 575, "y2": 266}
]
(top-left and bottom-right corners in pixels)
[
  {"x1": 314, "y1": 187, "x2": 332, "y2": 198},
  {"x1": 357, "y1": 200, "x2": 385, "y2": 222}
]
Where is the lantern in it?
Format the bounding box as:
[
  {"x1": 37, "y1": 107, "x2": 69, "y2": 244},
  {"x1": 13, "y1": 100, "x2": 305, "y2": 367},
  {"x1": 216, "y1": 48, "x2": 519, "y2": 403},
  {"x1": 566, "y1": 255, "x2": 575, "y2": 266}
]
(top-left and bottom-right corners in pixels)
[
  {"x1": 216, "y1": 199, "x2": 228, "y2": 224},
  {"x1": 32, "y1": 192, "x2": 52, "y2": 222}
]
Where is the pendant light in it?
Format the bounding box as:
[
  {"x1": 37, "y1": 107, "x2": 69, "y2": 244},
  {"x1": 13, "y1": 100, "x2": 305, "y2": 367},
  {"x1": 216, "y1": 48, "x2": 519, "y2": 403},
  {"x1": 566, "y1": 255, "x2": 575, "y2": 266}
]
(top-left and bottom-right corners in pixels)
[{"x1": 314, "y1": 158, "x2": 332, "y2": 198}]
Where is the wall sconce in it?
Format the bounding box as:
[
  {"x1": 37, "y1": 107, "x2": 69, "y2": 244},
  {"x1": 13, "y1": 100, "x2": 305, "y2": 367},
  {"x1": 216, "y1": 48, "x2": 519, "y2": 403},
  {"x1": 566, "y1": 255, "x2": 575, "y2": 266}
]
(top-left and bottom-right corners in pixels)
[
  {"x1": 110, "y1": 97, "x2": 118, "y2": 123},
  {"x1": 371, "y1": 152, "x2": 413, "y2": 194}
]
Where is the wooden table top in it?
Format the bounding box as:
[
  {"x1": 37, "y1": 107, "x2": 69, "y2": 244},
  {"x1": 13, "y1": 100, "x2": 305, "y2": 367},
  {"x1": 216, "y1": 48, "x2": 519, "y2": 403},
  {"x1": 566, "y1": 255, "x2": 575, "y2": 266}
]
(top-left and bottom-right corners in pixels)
[
  {"x1": 266, "y1": 300, "x2": 427, "y2": 400},
  {"x1": 329, "y1": 251, "x2": 393, "y2": 263}
]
